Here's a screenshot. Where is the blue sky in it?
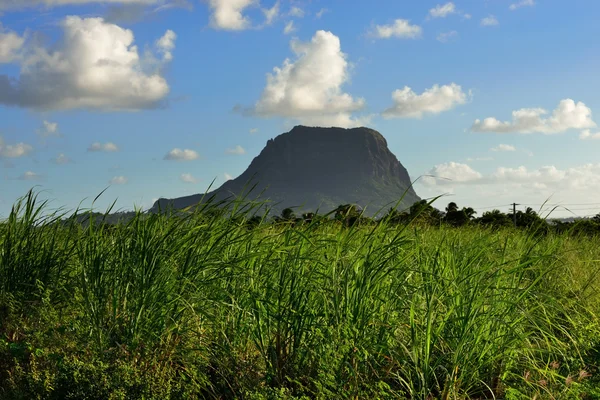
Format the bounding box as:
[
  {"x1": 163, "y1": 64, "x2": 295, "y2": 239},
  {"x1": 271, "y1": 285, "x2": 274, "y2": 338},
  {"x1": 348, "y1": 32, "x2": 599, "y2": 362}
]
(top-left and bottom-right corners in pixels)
[{"x1": 1, "y1": 0, "x2": 600, "y2": 218}]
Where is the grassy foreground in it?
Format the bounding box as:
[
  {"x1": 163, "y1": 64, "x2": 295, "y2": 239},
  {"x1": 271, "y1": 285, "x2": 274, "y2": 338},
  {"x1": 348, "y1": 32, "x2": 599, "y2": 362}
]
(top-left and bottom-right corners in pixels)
[{"x1": 1, "y1": 192, "x2": 599, "y2": 399}]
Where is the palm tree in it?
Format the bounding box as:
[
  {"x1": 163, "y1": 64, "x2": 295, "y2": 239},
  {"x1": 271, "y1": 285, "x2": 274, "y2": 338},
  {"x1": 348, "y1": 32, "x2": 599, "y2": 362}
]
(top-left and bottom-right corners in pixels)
[
  {"x1": 462, "y1": 207, "x2": 477, "y2": 219},
  {"x1": 446, "y1": 202, "x2": 459, "y2": 213},
  {"x1": 281, "y1": 207, "x2": 296, "y2": 221}
]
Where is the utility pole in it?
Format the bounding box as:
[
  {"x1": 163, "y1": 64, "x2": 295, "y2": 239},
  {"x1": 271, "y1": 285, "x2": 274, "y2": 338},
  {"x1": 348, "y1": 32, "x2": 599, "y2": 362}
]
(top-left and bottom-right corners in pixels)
[{"x1": 511, "y1": 203, "x2": 519, "y2": 228}]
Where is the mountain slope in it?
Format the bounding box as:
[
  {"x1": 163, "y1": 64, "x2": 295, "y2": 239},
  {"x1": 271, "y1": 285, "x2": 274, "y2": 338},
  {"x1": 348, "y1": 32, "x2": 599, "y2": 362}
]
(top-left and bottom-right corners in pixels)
[{"x1": 152, "y1": 126, "x2": 421, "y2": 216}]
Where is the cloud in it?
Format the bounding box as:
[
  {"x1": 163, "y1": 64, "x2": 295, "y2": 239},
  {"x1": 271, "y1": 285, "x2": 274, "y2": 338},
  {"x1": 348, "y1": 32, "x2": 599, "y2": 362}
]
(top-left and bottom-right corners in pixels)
[
  {"x1": 491, "y1": 165, "x2": 566, "y2": 183},
  {"x1": 0, "y1": 137, "x2": 33, "y2": 158},
  {"x1": 180, "y1": 172, "x2": 198, "y2": 183},
  {"x1": 0, "y1": 0, "x2": 167, "y2": 11},
  {"x1": 480, "y1": 15, "x2": 499, "y2": 26},
  {"x1": 436, "y1": 30, "x2": 458, "y2": 43},
  {"x1": 491, "y1": 144, "x2": 516, "y2": 152},
  {"x1": 371, "y1": 19, "x2": 422, "y2": 39},
  {"x1": 52, "y1": 153, "x2": 72, "y2": 164},
  {"x1": 37, "y1": 120, "x2": 60, "y2": 138},
  {"x1": 382, "y1": 83, "x2": 469, "y2": 119},
  {"x1": 509, "y1": 0, "x2": 535, "y2": 10},
  {"x1": 422, "y1": 162, "x2": 600, "y2": 194},
  {"x1": 422, "y1": 162, "x2": 482, "y2": 186},
  {"x1": 224, "y1": 172, "x2": 233, "y2": 180},
  {"x1": 252, "y1": 30, "x2": 366, "y2": 128},
  {"x1": 315, "y1": 8, "x2": 328, "y2": 18},
  {"x1": 18, "y1": 171, "x2": 42, "y2": 181},
  {"x1": 0, "y1": 16, "x2": 173, "y2": 111},
  {"x1": 208, "y1": 0, "x2": 255, "y2": 30},
  {"x1": 164, "y1": 148, "x2": 199, "y2": 160},
  {"x1": 288, "y1": 6, "x2": 304, "y2": 18},
  {"x1": 249, "y1": 127, "x2": 258, "y2": 133},
  {"x1": 88, "y1": 142, "x2": 119, "y2": 152},
  {"x1": 0, "y1": 24, "x2": 25, "y2": 63},
  {"x1": 110, "y1": 175, "x2": 128, "y2": 185},
  {"x1": 156, "y1": 29, "x2": 176, "y2": 61},
  {"x1": 472, "y1": 99, "x2": 596, "y2": 134},
  {"x1": 429, "y1": 2, "x2": 455, "y2": 18},
  {"x1": 580, "y1": 129, "x2": 600, "y2": 140},
  {"x1": 262, "y1": 1, "x2": 279, "y2": 25},
  {"x1": 225, "y1": 145, "x2": 246, "y2": 155},
  {"x1": 283, "y1": 20, "x2": 296, "y2": 35}
]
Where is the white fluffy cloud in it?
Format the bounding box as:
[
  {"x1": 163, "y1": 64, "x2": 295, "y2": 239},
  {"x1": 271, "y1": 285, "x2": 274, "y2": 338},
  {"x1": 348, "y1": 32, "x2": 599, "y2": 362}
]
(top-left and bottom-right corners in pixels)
[
  {"x1": 491, "y1": 144, "x2": 516, "y2": 152},
  {"x1": 0, "y1": 137, "x2": 34, "y2": 158},
  {"x1": 472, "y1": 99, "x2": 596, "y2": 134},
  {"x1": 249, "y1": 127, "x2": 258, "y2": 133},
  {"x1": 208, "y1": 0, "x2": 255, "y2": 30},
  {"x1": 382, "y1": 83, "x2": 468, "y2": 119},
  {"x1": 225, "y1": 145, "x2": 246, "y2": 155},
  {"x1": 580, "y1": 129, "x2": 600, "y2": 140},
  {"x1": 283, "y1": 20, "x2": 296, "y2": 35},
  {"x1": 422, "y1": 162, "x2": 600, "y2": 193},
  {"x1": 88, "y1": 142, "x2": 119, "y2": 152},
  {"x1": 0, "y1": 25, "x2": 25, "y2": 63},
  {"x1": 180, "y1": 173, "x2": 198, "y2": 183},
  {"x1": 253, "y1": 30, "x2": 366, "y2": 128},
  {"x1": 164, "y1": 148, "x2": 199, "y2": 161},
  {"x1": 224, "y1": 172, "x2": 233, "y2": 180},
  {"x1": 419, "y1": 162, "x2": 600, "y2": 217},
  {"x1": 436, "y1": 30, "x2": 458, "y2": 43},
  {"x1": 372, "y1": 19, "x2": 422, "y2": 39},
  {"x1": 0, "y1": 16, "x2": 174, "y2": 111},
  {"x1": 429, "y1": 2, "x2": 455, "y2": 18},
  {"x1": 509, "y1": 0, "x2": 535, "y2": 10},
  {"x1": 480, "y1": 15, "x2": 499, "y2": 26},
  {"x1": 110, "y1": 176, "x2": 128, "y2": 185},
  {"x1": 156, "y1": 29, "x2": 176, "y2": 61},
  {"x1": 422, "y1": 162, "x2": 482, "y2": 186}
]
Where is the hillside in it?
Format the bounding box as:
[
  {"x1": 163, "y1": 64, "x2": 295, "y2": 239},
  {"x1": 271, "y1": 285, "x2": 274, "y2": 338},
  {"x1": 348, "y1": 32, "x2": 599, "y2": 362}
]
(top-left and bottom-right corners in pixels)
[{"x1": 152, "y1": 126, "x2": 421, "y2": 216}]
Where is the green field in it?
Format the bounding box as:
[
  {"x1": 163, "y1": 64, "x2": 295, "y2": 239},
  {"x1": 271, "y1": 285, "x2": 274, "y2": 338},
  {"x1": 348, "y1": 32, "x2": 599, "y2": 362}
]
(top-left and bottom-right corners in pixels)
[{"x1": 1, "y1": 192, "x2": 599, "y2": 399}]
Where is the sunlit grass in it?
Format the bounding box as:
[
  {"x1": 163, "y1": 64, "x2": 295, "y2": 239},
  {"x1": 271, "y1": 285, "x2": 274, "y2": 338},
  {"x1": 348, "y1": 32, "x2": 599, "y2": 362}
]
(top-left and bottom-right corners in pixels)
[{"x1": 1, "y1": 190, "x2": 599, "y2": 399}]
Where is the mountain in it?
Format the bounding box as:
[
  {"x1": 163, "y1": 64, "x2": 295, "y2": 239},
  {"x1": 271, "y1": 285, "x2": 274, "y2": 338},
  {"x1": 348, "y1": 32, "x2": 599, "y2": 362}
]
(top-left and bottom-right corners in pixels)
[{"x1": 152, "y1": 126, "x2": 421, "y2": 217}]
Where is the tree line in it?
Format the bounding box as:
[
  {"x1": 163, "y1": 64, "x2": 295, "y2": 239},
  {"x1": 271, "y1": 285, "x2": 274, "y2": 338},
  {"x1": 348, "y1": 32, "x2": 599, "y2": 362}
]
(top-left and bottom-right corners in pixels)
[{"x1": 264, "y1": 200, "x2": 600, "y2": 235}]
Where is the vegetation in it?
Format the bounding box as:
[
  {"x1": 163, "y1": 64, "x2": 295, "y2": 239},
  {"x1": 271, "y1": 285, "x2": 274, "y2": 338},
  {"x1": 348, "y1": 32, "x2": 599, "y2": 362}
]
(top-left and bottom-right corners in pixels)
[{"x1": 1, "y1": 190, "x2": 600, "y2": 399}]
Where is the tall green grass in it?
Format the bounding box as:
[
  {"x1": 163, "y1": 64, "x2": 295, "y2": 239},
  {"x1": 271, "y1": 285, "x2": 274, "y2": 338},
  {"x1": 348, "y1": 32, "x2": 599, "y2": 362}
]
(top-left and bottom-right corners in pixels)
[{"x1": 1, "y1": 191, "x2": 599, "y2": 399}]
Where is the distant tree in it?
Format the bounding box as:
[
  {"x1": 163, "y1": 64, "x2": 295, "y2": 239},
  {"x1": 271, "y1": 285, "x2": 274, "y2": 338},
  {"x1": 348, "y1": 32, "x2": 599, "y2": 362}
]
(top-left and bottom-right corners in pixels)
[
  {"x1": 516, "y1": 207, "x2": 544, "y2": 229},
  {"x1": 442, "y1": 202, "x2": 475, "y2": 227},
  {"x1": 445, "y1": 202, "x2": 459, "y2": 213},
  {"x1": 477, "y1": 209, "x2": 512, "y2": 229},
  {"x1": 462, "y1": 207, "x2": 477, "y2": 219},
  {"x1": 409, "y1": 200, "x2": 443, "y2": 225},
  {"x1": 281, "y1": 207, "x2": 296, "y2": 221}
]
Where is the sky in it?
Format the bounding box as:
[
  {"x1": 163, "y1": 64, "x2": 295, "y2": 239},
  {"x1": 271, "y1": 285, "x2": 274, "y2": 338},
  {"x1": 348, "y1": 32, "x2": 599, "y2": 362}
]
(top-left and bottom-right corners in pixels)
[{"x1": 1, "y1": 0, "x2": 600, "y2": 219}]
